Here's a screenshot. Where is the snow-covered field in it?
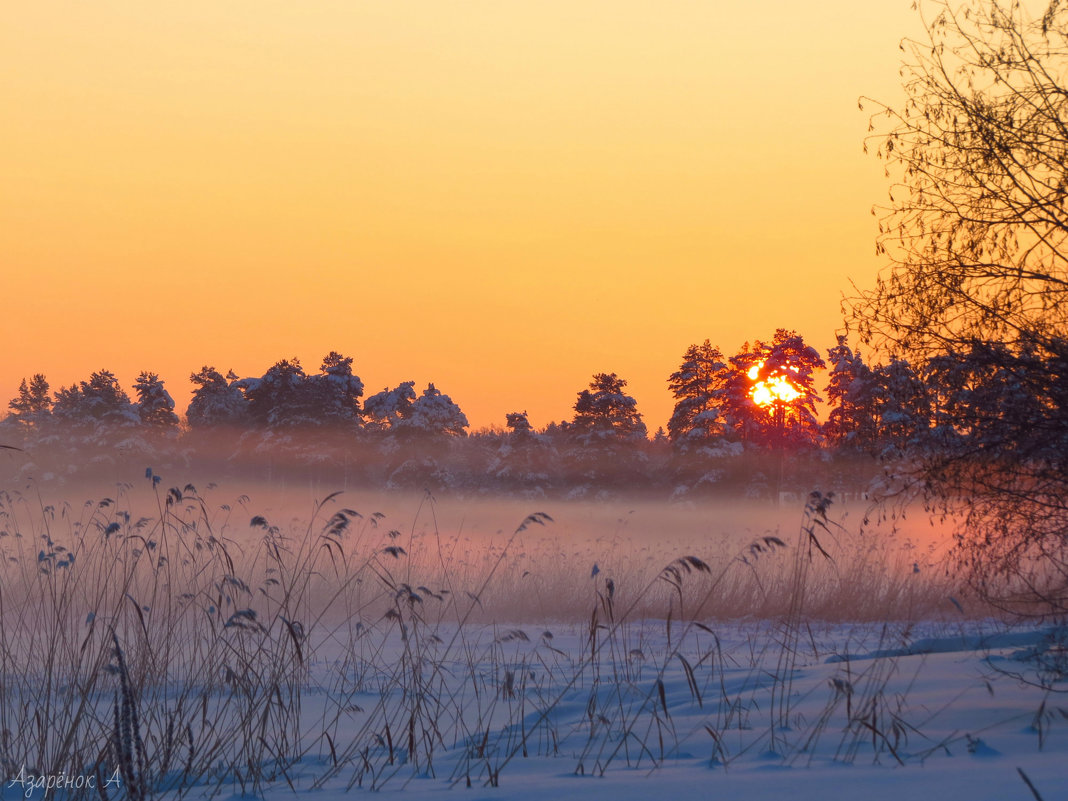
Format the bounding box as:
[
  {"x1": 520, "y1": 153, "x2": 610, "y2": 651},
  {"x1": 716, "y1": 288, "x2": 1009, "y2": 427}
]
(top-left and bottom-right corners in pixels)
[
  {"x1": 1, "y1": 481, "x2": 1064, "y2": 800},
  {"x1": 167, "y1": 622, "x2": 1068, "y2": 801}
]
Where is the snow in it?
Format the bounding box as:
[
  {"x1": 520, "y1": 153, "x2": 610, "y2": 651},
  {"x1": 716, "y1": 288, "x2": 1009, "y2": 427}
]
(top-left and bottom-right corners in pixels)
[
  {"x1": 103, "y1": 623, "x2": 1068, "y2": 799},
  {"x1": 1, "y1": 487, "x2": 1065, "y2": 801}
]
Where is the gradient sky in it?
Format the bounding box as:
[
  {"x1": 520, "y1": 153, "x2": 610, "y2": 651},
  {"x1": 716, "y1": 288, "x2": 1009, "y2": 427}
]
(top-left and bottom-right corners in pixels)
[{"x1": 2, "y1": 2, "x2": 923, "y2": 431}]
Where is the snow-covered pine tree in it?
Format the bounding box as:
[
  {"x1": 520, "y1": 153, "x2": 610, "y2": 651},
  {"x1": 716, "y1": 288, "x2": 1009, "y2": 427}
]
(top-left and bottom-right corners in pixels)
[
  {"x1": 364, "y1": 382, "x2": 417, "y2": 431},
  {"x1": 187, "y1": 367, "x2": 249, "y2": 428},
  {"x1": 667, "y1": 340, "x2": 728, "y2": 448},
  {"x1": 756, "y1": 329, "x2": 825, "y2": 448},
  {"x1": 7, "y1": 374, "x2": 52, "y2": 429},
  {"x1": 243, "y1": 358, "x2": 318, "y2": 429},
  {"x1": 52, "y1": 370, "x2": 139, "y2": 429},
  {"x1": 310, "y1": 351, "x2": 364, "y2": 427},
  {"x1": 723, "y1": 330, "x2": 824, "y2": 449},
  {"x1": 870, "y1": 358, "x2": 930, "y2": 457},
  {"x1": 823, "y1": 336, "x2": 878, "y2": 452},
  {"x1": 925, "y1": 341, "x2": 1055, "y2": 463},
  {"x1": 403, "y1": 383, "x2": 469, "y2": 437},
  {"x1": 505, "y1": 411, "x2": 533, "y2": 436},
  {"x1": 721, "y1": 342, "x2": 764, "y2": 443},
  {"x1": 571, "y1": 373, "x2": 647, "y2": 444},
  {"x1": 134, "y1": 372, "x2": 179, "y2": 430}
]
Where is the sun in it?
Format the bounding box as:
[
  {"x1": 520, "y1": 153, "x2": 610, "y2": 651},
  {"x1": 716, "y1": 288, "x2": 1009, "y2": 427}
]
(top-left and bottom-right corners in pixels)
[{"x1": 747, "y1": 361, "x2": 802, "y2": 408}]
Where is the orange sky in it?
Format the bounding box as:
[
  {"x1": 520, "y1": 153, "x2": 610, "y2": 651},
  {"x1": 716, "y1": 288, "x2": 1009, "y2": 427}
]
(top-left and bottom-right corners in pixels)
[{"x1": 2, "y1": 2, "x2": 923, "y2": 432}]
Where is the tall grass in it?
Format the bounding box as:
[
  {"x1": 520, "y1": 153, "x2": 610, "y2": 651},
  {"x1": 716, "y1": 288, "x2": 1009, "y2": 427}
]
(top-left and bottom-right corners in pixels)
[{"x1": 0, "y1": 479, "x2": 989, "y2": 797}]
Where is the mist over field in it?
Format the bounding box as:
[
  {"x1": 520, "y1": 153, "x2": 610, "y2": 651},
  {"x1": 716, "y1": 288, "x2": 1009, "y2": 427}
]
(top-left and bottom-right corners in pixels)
[{"x1": 2, "y1": 457, "x2": 959, "y2": 627}]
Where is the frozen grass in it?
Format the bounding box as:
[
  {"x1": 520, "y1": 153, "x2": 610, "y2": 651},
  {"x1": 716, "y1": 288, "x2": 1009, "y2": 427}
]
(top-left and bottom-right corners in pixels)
[{"x1": 0, "y1": 478, "x2": 1062, "y2": 799}]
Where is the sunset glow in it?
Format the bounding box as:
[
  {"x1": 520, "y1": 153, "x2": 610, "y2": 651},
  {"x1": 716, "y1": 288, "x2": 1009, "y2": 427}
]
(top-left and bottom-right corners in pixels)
[
  {"x1": 748, "y1": 362, "x2": 803, "y2": 408},
  {"x1": 0, "y1": 2, "x2": 923, "y2": 429}
]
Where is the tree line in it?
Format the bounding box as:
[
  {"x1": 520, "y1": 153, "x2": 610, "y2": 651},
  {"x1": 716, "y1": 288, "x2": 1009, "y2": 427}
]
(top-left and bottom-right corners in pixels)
[
  {"x1": 4, "y1": 325, "x2": 1057, "y2": 498},
  {"x1": 0, "y1": 330, "x2": 957, "y2": 451},
  {"x1": 6, "y1": 328, "x2": 1053, "y2": 459}
]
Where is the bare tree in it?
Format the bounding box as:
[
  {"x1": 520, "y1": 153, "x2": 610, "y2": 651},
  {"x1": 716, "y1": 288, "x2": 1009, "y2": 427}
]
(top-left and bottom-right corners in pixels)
[
  {"x1": 855, "y1": 0, "x2": 1068, "y2": 354},
  {"x1": 852, "y1": 0, "x2": 1068, "y2": 616}
]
